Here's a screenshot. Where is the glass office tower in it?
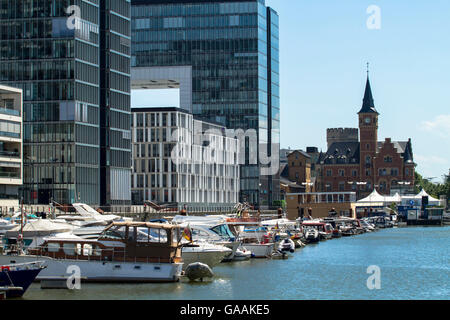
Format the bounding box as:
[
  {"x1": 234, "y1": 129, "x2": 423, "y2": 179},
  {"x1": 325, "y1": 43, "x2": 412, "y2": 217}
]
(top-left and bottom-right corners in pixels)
[
  {"x1": 131, "y1": 0, "x2": 280, "y2": 208},
  {"x1": 0, "y1": 0, "x2": 132, "y2": 206}
]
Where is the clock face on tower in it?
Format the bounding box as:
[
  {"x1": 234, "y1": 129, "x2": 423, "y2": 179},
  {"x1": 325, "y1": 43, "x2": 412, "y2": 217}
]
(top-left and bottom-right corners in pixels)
[{"x1": 365, "y1": 117, "x2": 371, "y2": 124}]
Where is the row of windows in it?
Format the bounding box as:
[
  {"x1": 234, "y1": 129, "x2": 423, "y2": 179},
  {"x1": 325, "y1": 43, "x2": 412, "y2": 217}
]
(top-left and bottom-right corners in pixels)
[
  {"x1": 0, "y1": 119, "x2": 21, "y2": 138},
  {"x1": 110, "y1": 149, "x2": 131, "y2": 168},
  {"x1": 75, "y1": 40, "x2": 99, "y2": 65},
  {"x1": 23, "y1": 164, "x2": 75, "y2": 185},
  {"x1": 109, "y1": 91, "x2": 130, "y2": 112},
  {"x1": 75, "y1": 61, "x2": 98, "y2": 85},
  {"x1": 24, "y1": 123, "x2": 74, "y2": 143},
  {"x1": 0, "y1": 0, "x2": 99, "y2": 22},
  {"x1": 109, "y1": 33, "x2": 131, "y2": 57},
  {"x1": 133, "y1": 27, "x2": 258, "y2": 43},
  {"x1": 110, "y1": 0, "x2": 130, "y2": 19},
  {"x1": 0, "y1": 39, "x2": 75, "y2": 61},
  {"x1": 24, "y1": 144, "x2": 74, "y2": 164},
  {"x1": 110, "y1": 130, "x2": 131, "y2": 150},
  {"x1": 132, "y1": 2, "x2": 258, "y2": 18},
  {"x1": 13, "y1": 81, "x2": 74, "y2": 102},
  {"x1": 133, "y1": 38, "x2": 260, "y2": 56},
  {"x1": 110, "y1": 14, "x2": 131, "y2": 39},
  {"x1": 134, "y1": 14, "x2": 259, "y2": 31},
  {"x1": 110, "y1": 110, "x2": 130, "y2": 131},
  {"x1": 75, "y1": 124, "x2": 98, "y2": 145},
  {"x1": 76, "y1": 145, "x2": 98, "y2": 165},
  {"x1": 75, "y1": 82, "x2": 98, "y2": 105},
  {"x1": 110, "y1": 52, "x2": 130, "y2": 75},
  {"x1": 109, "y1": 71, "x2": 130, "y2": 93},
  {"x1": 0, "y1": 60, "x2": 74, "y2": 82}
]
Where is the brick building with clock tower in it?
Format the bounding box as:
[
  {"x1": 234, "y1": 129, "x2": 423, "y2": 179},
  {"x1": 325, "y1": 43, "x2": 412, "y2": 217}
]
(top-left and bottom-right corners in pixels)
[{"x1": 315, "y1": 75, "x2": 416, "y2": 198}]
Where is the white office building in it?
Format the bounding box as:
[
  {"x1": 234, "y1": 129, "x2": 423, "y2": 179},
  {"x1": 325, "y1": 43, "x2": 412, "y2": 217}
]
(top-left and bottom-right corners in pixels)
[
  {"x1": 131, "y1": 107, "x2": 240, "y2": 211},
  {"x1": 0, "y1": 85, "x2": 23, "y2": 208}
]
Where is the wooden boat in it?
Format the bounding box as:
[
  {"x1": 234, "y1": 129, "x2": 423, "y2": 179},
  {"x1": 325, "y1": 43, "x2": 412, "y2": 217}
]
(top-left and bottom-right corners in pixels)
[{"x1": 0, "y1": 222, "x2": 184, "y2": 283}]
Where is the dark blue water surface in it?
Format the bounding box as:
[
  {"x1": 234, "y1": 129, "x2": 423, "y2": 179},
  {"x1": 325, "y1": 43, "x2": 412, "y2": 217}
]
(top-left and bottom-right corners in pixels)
[{"x1": 24, "y1": 226, "x2": 449, "y2": 300}]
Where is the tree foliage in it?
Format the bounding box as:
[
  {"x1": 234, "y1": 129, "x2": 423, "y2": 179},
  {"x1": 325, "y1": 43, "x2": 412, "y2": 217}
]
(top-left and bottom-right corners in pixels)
[{"x1": 415, "y1": 171, "x2": 450, "y2": 200}]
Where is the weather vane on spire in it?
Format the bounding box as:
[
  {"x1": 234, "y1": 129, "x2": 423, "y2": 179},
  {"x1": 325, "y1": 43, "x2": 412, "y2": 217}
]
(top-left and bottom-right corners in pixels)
[{"x1": 366, "y1": 62, "x2": 370, "y2": 76}]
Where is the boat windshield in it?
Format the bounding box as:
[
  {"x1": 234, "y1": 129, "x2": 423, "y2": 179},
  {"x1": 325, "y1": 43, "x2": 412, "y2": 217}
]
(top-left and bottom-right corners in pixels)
[
  {"x1": 101, "y1": 226, "x2": 127, "y2": 240},
  {"x1": 210, "y1": 224, "x2": 235, "y2": 240},
  {"x1": 135, "y1": 227, "x2": 169, "y2": 243}
]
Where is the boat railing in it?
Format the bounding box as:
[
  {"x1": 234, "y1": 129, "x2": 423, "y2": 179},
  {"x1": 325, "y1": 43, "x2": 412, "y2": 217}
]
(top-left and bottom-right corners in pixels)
[{"x1": 20, "y1": 243, "x2": 176, "y2": 265}]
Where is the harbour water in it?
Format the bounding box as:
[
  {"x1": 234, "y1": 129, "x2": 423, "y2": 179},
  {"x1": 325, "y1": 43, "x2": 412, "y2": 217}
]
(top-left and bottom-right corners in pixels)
[{"x1": 21, "y1": 226, "x2": 450, "y2": 300}]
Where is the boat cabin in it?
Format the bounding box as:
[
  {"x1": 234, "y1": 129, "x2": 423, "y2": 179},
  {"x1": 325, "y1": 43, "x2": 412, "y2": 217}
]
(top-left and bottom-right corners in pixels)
[
  {"x1": 27, "y1": 222, "x2": 183, "y2": 264},
  {"x1": 301, "y1": 221, "x2": 333, "y2": 234}
]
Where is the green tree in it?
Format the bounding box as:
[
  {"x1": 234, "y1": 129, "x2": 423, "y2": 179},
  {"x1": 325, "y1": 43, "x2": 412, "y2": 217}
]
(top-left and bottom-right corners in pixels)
[{"x1": 415, "y1": 171, "x2": 450, "y2": 200}]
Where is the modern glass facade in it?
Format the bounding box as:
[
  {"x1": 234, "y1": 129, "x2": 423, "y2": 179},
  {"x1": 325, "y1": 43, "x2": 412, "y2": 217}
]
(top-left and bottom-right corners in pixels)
[
  {"x1": 100, "y1": 0, "x2": 133, "y2": 206},
  {"x1": 131, "y1": 0, "x2": 280, "y2": 208},
  {"x1": 0, "y1": 0, "x2": 132, "y2": 206},
  {"x1": 131, "y1": 107, "x2": 240, "y2": 210}
]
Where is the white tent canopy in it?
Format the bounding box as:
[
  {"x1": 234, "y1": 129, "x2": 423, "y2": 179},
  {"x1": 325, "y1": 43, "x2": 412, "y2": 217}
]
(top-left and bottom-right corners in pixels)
[
  {"x1": 356, "y1": 190, "x2": 402, "y2": 207},
  {"x1": 415, "y1": 189, "x2": 441, "y2": 203}
]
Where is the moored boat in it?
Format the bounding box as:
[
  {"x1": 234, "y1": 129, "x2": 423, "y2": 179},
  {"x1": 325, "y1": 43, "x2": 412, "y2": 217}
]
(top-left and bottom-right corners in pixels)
[
  {"x1": 181, "y1": 242, "x2": 232, "y2": 269},
  {"x1": 0, "y1": 222, "x2": 184, "y2": 283},
  {"x1": 241, "y1": 242, "x2": 274, "y2": 258},
  {"x1": 304, "y1": 228, "x2": 320, "y2": 243},
  {"x1": 0, "y1": 261, "x2": 44, "y2": 298}
]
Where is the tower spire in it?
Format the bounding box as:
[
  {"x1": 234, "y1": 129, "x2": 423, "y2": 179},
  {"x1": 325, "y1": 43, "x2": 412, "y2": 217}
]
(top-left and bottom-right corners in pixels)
[{"x1": 358, "y1": 64, "x2": 379, "y2": 114}]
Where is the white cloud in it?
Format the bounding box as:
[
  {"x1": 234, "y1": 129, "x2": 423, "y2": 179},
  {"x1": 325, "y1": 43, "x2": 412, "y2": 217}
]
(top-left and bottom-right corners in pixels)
[
  {"x1": 415, "y1": 154, "x2": 449, "y2": 182},
  {"x1": 421, "y1": 114, "x2": 450, "y2": 136}
]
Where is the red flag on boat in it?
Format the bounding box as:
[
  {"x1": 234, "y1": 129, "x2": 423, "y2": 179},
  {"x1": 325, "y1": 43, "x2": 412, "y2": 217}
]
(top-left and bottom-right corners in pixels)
[{"x1": 182, "y1": 225, "x2": 193, "y2": 243}]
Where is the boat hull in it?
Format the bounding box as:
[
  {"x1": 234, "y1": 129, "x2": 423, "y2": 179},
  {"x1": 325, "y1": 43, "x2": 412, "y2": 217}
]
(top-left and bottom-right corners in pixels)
[
  {"x1": 241, "y1": 243, "x2": 274, "y2": 258},
  {"x1": 0, "y1": 255, "x2": 183, "y2": 283},
  {"x1": 219, "y1": 241, "x2": 240, "y2": 262},
  {"x1": 181, "y1": 249, "x2": 230, "y2": 269},
  {"x1": 0, "y1": 268, "x2": 42, "y2": 298}
]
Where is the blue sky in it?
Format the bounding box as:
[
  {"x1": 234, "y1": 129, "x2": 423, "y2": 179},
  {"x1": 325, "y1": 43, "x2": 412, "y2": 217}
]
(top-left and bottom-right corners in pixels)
[{"x1": 132, "y1": 0, "x2": 450, "y2": 182}]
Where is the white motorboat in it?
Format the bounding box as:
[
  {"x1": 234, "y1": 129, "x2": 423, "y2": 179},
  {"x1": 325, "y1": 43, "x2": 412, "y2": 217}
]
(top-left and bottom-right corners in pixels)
[
  {"x1": 241, "y1": 243, "x2": 274, "y2": 258},
  {"x1": 0, "y1": 222, "x2": 184, "y2": 283},
  {"x1": 4, "y1": 219, "x2": 75, "y2": 248},
  {"x1": 304, "y1": 228, "x2": 319, "y2": 243},
  {"x1": 181, "y1": 242, "x2": 232, "y2": 269},
  {"x1": 172, "y1": 218, "x2": 241, "y2": 262},
  {"x1": 233, "y1": 247, "x2": 252, "y2": 261},
  {"x1": 277, "y1": 238, "x2": 295, "y2": 254},
  {"x1": 0, "y1": 219, "x2": 17, "y2": 236}
]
